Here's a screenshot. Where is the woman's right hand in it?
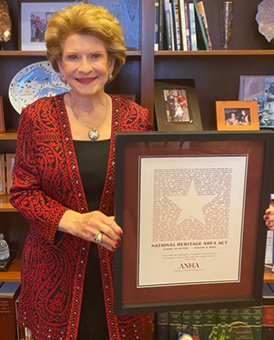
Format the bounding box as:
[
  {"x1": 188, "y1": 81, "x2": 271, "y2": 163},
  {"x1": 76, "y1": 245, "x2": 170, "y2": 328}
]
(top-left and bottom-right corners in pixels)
[
  {"x1": 58, "y1": 210, "x2": 123, "y2": 252},
  {"x1": 263, "y1": 205, "x2": 274, "y2": 230}
]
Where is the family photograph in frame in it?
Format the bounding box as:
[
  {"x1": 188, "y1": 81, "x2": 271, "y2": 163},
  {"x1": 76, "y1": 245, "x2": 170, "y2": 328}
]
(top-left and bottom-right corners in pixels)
[
  {"x1": 19, "y1": 1, "x2": 73, "y2": 50},
  {"x1": 216, "y1": 100, "x2": 259, "y2": 131},
  {"x1": 154, "y1": 81, "x2": 203, "y2": 132}
]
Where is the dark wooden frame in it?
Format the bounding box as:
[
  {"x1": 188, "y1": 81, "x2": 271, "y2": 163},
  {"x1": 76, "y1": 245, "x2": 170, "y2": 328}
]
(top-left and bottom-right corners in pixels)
[
  {"x1": 154, "y1": 81, "x2": 203, "y2": 131},
  {"x1": 114, "y1": 130, "x2": 274, "y2": 314}
]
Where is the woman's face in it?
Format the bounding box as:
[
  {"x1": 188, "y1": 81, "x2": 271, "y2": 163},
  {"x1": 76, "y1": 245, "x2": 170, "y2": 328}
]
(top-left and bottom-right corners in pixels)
[{"x1": 57, "y1": 34, "x2": 115, "y2": 98}]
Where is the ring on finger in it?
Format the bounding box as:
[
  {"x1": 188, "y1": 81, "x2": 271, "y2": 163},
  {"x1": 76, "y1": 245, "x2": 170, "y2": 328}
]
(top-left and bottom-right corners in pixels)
[{"x1": 94, "y1": 232, "x2": 104, "y2": 244}]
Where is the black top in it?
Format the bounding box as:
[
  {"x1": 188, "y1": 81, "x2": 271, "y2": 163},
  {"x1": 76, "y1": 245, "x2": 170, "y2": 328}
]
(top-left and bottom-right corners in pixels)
[{"x1": 74, "y1": 139, "x2": 110, "y2": 340}]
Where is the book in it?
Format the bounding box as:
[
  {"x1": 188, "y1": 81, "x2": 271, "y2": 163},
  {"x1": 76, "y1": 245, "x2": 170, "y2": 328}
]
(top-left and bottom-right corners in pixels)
[
  {"x1": 203, "y1": 309, "x2": 217, "y2": 340},
  {"x1": 178, "y1": 0, "x2": 187, "y2": 51},
  {"x1": 164, "y1": 0, "x2": 173, "y2": 50},
  {"x1": 196, "y1": 0, "x2": 212, "y2": 49},
  {"x1": 172, "y1": 0, "x2": 181, "y2": 50},
  {"x1": 155, "y1": 0, "x2": 160, "y2": 51},
  {"x1": 0, "y1": 281, "x2": 21, "y2": 340},
  {"x1": 159, "y1": 0, "x2": 165, "y2": 50},
  {"x1": 169, "y1": 0, "x2": 176, "y2": 50},
  {"x1": 156, "y1": 312, "x2": 169, "y2": 340},
  {"x1": 263, "y1": 283, "x2": 274, "y2": 339},
  {"x1": 188, "y1": 2, "x2": 197, "y2": 51},
  {"x1": 192, "y1": 0, "x2": 209, "y2": 50},
  {"x1": 265, "y1": 229, "x2": 274, "y2": 264},
  {"x1": 251, "y1": 306, "x2": 263, "y2": 340},
  {"x1": 169, "y1": 311, "x2": 182, "y2": 339},
  {"x1": 184, "y1": 2, "x2": 191, "y2": 50}
]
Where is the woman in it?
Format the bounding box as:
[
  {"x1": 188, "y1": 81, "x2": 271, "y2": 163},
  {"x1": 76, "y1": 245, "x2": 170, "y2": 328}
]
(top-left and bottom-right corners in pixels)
[{"x1": 10, "y1": 3, "x2": 152, "y2": 340}]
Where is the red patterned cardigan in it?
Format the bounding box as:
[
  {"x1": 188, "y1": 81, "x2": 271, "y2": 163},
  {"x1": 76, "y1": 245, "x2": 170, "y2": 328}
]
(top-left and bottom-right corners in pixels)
[{"x1": 9, "y1": 94, "x2": 153, "y2": 340}]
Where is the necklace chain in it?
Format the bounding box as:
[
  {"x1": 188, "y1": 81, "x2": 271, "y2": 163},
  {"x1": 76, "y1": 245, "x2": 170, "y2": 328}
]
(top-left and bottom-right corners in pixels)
[{"x1": 70, "y1": 94, "x2": 109, "y2": 141}]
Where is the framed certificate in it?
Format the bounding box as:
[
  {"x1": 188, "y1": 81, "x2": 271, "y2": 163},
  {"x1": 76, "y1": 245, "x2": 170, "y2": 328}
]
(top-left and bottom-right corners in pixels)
[{"x1": 114, "y1": 130, "x2": 274, "y2": 314}]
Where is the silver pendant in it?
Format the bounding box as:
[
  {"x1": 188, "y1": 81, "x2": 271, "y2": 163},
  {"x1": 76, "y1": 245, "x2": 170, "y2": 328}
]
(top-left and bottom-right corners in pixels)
[{"x1": 88, "y1": 128, "x2": 99, "y2": 141}]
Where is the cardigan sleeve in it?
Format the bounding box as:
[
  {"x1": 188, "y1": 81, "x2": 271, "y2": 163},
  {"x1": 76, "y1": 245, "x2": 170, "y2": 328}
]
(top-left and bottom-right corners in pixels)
[{"x1": 9, "y1": 103, "x2": 69, "y2": 244}]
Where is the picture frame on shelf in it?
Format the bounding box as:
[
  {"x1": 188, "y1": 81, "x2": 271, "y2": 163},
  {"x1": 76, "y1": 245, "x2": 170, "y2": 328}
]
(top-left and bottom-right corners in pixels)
[
  {"x1": 0, "y1": 97, "x2": 5, "y2": 133},
  {"x1": 216, "y1": 100, "x2": 260, "y2": 131},
  {"x1": 154, "y1": 81, "x2": 203, "y2": 132},
  {"x1": 239, "y1": 75, "x2": 274, "y2": 129},
  {"x1": 0, "y1": 154, "x2": 6, "y2": 195},
  {"x1": 19, "y1": 1, "x2": 73, "y2": 51},
  {"x1": 6, "y1": 154, "x2": 16, "y2": 194}
]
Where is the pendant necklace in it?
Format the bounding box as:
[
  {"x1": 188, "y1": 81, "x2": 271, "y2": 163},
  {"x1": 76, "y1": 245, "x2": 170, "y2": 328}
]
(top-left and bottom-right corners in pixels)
[{"x1": 70, "y1": 95, "x2": 109, "y2": 141}]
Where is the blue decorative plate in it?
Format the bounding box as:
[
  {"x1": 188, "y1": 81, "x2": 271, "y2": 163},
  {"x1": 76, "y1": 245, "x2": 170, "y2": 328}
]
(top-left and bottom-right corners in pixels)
[{"x1": 9, "y1": 60, "x2": 70, "y2": 114}]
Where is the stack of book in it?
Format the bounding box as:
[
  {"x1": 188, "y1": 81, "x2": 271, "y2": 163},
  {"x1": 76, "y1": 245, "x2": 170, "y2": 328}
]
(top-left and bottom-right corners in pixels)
[
  {"x1": 156, "y1": 307, "x2": 263, "y2": 340},
  {"x1": 154, "y1": 0, "x2": 212, "y2": 51}
]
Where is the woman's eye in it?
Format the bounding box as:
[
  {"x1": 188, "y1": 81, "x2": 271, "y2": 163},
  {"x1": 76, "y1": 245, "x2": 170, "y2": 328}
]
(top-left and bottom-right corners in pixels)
[
  {"x1": 90, "y1": 54, "x2": 99, "y2": 59},
  {"x1": 67, "y1": 55, "x2": 78, "y2": 61}
]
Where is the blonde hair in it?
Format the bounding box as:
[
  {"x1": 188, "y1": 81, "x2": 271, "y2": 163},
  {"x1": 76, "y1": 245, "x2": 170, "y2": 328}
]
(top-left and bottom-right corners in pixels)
[{"x1": 45, "y1": 3, "x2": 126, "y2": 80}]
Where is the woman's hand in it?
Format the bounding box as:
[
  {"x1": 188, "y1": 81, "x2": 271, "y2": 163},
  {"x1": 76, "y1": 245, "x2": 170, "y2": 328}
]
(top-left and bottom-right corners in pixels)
[
  {"x1": 58, "y1": 210, "x2": 123, "y2": 252},
  {"x1": 264, "y1": 205, "x2": 274, "y2": 230}
]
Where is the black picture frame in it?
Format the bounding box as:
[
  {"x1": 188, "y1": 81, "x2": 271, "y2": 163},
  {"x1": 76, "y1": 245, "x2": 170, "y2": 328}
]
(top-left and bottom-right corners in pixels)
[
  {"x1": 114, "y1": 130, "x2": 274, "y2": 315},
  {"x1": 154, "y1": 80, "x2": 203, "y2": 131}
]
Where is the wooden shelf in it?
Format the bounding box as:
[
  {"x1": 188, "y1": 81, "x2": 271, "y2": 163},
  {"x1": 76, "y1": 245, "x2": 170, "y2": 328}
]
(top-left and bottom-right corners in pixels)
[
  {"x1": 155, "y1": 50, "x2": 274, "y2": 56},
  {"x1": 0, "y1": 195, "x2": 17, "y2": 212},
  {"x1": 0, "y1": 132, "x2": 17, "y2": 140},
  {"x1": 0, "y1": 50, "x2": 141, "y2": 57},
  {"x1": 0, "y1": 258, "x2": 21, "y2": 282}
]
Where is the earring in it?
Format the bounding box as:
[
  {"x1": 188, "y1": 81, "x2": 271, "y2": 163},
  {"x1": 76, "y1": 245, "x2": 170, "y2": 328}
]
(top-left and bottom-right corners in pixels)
[
  {"x1": 59, "y1": 74, "x2": 66, "y2": 84},
  {"x1": 108, "y1": 74, "x2": 113, "y2": 82}
]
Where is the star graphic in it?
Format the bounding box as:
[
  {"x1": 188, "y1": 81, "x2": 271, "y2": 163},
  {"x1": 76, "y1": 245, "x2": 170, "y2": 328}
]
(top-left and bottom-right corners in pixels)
[{"x1": 169, "y1": 180, "x2": 215, "y2": 225}]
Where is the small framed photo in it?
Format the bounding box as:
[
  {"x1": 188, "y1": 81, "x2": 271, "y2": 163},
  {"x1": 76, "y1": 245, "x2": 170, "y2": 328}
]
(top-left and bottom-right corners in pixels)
[
  {"x1": 154, "y1": 81, "x2": 203, "y2": 131},
  {"x1": 216, "y1": 100, "x2": 260, "y2": 131},
  {"x1": 0, "y1": 97, "x2": 5, "y2": 133},
  {"x1": 19, "y1": 1, "x2": 73, "y2": 51},
  {"x1": 0, "y1": 155, "x2": 5, "y2": 195},
  {"x1": 6, "y1": 154, "x2": 16, "y2": 194}
]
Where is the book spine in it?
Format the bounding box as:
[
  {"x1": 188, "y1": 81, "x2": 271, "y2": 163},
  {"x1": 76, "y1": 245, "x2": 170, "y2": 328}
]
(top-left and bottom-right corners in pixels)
[
  {"x1": 169, "y1": 0, "x2": 176, "y2": 50},
  {"x1": 155, "y1": 0, "x2": 160, "y2": 51},
  {"x1": 184, "y1": 3, "x2": 191, "y2": 50},
  {"x1": 169, "y1": 311, "x2": 182, "y2": 339},
  {"x1": 192, "y1": 0, "x2": 209, "y2": 50},
  {"x1": 0, "y1": 296, "x2": 17, "y2": 340},
  {"x1": 197, "y1": 0, "x2": 212, "y2": 49},
  {"x1": 172, "y1": 0, "x2": 181, "y2": 50},
  {"x1": 192, "y1": 309, "x2": 203, "y2": 339},
  {"x1": 178, "y1": 0, "x2": 187, "y2": 51},
  {"x1": 156, "y1": 312, "x2": 169, "y2": 340},
  {"x1": 188, "y1": 2, "x2": 197, "y2": 51},
  {"x1": 265, "y1": 230, "x2": 274, "y2": 263},
  {"x1": 164, "y1": 0, "x2": 173, "y2": 50},
  {"x1": 251, "y1": 306, "x2": 263, "y2": 340},
  {"x1": 159, "y1": 0, "x2": 165, "y2": 50},
  {"x1": 203, "y1": 309, "x2": 217, "y2": 340}
]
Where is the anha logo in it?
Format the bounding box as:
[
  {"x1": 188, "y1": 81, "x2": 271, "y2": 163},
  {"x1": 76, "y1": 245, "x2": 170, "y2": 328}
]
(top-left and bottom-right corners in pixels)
[{"x1": 179, "y1": 263, "x2": 199, "y2": 270}]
